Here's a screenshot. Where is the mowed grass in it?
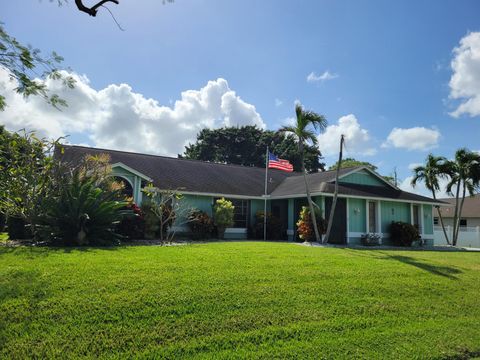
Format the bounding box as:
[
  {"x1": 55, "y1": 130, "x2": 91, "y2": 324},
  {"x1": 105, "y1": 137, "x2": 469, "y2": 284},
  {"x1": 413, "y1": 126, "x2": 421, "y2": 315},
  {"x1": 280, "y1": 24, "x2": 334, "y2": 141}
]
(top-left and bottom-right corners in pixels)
[{"x1": 1, "y1": 242, "x2": 480, "y2": 359}]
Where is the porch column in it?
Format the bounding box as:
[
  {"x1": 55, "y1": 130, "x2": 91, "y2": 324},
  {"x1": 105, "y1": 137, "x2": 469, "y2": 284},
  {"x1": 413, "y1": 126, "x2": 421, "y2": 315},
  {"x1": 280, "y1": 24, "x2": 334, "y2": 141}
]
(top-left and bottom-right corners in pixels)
[{"x1": 287, "y1": 198, "x2": 295, "y2": 241}]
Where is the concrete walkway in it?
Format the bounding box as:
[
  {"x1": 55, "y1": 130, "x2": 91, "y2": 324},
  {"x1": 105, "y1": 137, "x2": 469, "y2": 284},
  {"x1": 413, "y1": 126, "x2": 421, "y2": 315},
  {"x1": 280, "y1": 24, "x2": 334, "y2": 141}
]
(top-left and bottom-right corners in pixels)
[{"x1": 298, "y1": 241, "x2": 480, "y2": 252}]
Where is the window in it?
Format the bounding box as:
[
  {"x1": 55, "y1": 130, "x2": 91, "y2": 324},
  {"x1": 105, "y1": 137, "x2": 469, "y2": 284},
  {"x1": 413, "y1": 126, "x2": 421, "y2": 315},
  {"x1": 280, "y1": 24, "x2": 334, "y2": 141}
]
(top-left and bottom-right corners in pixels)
[
  {"x1": 433, "y1": 217, "x2": 439, "y2": 225},
  {"x1": 412, "y1": 205, "x2": 420, "y2": 231},
  {"x1": 460, "y1": 218, "x2": 467, "y2": 227},
  {"x1": 215, "y1": 198, "x2": 249, "y2": 228},
  {"x1": 368, "y1": 201, "x2": 377, "y2": 233}
]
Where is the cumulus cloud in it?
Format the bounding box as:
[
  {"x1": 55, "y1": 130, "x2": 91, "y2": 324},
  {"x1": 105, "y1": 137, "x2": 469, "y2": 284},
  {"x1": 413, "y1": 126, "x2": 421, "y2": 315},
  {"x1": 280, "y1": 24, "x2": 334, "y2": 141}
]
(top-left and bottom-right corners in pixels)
[
  {"x1": 382, "y1": 127, "x2": 440, "y2": 151},
  {"x1": 0, "y1": 68, "x2": 265, "y2": 156},
  {"x1": 449, "y1": 32, "x2": 480, "y2": 118},
  {"x1": 400, "y1": 175, "x2": 451, "y2": 198},
  {"x1": 317, "y1": 114, "x2": 376, "y2": 156},
  {"x1": 306, "y1": 70, "x2": 338, "y2": 83}
]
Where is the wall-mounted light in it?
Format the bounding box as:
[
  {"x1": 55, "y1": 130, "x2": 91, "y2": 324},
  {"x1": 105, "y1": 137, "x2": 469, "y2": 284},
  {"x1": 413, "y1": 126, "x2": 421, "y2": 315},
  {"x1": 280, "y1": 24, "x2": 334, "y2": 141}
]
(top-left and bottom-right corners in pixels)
[
  {"x1": 391, "y1": 208, "x2": 395, "y2": 215},
  {"x1": 354, "y1": 208, "x2": 360, "y2": 215}
]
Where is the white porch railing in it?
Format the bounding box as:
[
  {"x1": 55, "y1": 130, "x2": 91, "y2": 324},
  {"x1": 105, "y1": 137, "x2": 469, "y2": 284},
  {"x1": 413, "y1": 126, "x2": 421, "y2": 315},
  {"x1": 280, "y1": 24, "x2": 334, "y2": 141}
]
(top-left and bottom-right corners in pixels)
[{"x1": 434, "y1": 226, "x2": 480, "y2": 247}]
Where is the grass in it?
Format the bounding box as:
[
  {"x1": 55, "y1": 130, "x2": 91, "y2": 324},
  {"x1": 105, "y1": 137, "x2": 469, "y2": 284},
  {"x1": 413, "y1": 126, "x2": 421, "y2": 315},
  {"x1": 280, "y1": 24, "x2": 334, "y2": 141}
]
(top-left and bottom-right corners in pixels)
[
  {"x1": 1, "y1": 242, "x2": 479, "y2": 359},
  {"x1": 0, "y1": 232, "x2": 8, "y2": 243}
]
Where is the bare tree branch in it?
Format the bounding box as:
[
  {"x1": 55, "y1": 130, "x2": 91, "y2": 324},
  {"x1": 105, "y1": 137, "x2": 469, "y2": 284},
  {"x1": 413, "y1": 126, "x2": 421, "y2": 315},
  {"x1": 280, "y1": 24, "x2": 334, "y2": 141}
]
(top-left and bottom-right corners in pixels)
[{"x1": 75, "y1": 0, "x2": 119, "y2": 17}]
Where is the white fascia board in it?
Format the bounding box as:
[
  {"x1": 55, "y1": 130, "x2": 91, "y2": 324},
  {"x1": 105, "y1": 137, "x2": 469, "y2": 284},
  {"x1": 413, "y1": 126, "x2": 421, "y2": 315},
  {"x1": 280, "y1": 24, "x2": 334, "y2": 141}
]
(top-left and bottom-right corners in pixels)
[
  {"x1": 269, "y1": 191, "x2": 445, "y2": 206},
  {"x1": 111, "y1": 162, "x2": 153, "y2": 182}
]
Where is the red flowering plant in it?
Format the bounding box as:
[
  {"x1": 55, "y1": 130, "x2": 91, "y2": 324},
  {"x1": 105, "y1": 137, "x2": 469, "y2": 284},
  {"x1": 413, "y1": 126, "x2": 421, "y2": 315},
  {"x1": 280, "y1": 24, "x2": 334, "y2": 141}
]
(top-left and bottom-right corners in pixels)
[
  {"x1": 296, "y1": 206, "x2": 326, "y2": 242},
  {"x1": 116, "y1": 201, "x2": 145, "y2": 240}
]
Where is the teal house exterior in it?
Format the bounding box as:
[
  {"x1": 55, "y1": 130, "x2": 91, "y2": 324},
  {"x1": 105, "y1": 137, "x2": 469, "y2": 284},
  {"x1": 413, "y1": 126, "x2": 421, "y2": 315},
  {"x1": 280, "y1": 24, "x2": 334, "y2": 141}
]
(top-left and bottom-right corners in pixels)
[{"x1": 61, "y1": 145, "x2": 441, "y2": 245}]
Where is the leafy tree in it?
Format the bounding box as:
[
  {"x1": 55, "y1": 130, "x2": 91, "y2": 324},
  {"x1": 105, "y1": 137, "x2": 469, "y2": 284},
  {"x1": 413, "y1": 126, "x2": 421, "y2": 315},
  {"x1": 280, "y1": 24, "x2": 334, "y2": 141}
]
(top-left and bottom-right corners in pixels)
[
  {"x1": 445, "y1": 149, "x2": 480, "y2": 246},
  {"x1": 280, "y1": 103, "x2": 327, "y2": 242},
  {"x1": 182, "y1": 126, "x2": 325, "y2": 173},
  {"x1": 328, "y1": 158, "x2": 378, "y2": 171},
  {"x1": 0, "y1": 127, "x2": 64, "y2": 238},
  {"x1": 0, "y1": 24, "x2": 74, "y2": 111},
  {"x1": 411, "y1": 154, "x2": 452, "y2": 245}
]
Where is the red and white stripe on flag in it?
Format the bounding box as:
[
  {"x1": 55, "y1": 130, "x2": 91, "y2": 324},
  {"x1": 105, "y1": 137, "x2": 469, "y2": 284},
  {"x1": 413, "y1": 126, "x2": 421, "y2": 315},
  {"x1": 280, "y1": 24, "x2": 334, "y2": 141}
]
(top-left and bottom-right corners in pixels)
[{"x1": 268, "y1": 152, "x2": 294, "y2": 172}]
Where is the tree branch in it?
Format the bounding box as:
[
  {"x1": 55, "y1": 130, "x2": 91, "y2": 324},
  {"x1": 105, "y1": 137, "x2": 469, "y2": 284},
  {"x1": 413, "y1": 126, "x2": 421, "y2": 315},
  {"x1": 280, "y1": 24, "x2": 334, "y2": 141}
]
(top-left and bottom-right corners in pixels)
[{"x1": 75, "y1": 0, "x2": 119, "y2": 17}]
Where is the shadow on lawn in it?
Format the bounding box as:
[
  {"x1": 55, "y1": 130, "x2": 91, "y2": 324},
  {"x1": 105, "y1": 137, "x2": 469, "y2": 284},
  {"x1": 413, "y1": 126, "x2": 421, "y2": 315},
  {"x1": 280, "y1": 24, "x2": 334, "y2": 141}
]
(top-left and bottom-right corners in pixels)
[
  {"x1": 343, "y1": 249, "x2": 463, "y2": 280},
  {"x1": 0, "y1": 244, "x2": 120, "y2": 257},
  {"x1": 386, "y1": 255, "x2": 462, "y2": 280}
]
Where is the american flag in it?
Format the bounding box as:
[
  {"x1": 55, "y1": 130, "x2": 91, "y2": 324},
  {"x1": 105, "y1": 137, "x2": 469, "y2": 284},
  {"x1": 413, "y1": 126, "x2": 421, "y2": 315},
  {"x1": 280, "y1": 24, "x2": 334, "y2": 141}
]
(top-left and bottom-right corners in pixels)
[{"x1": 268, "y1": 152, "x2": 293, "y2": 172}]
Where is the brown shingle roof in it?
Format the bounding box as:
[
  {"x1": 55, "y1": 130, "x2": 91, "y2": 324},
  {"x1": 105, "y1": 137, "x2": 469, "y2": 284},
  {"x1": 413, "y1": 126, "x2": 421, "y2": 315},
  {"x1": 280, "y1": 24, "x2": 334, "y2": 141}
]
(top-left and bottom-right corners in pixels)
[
  {"x1": 59, "y1": 145, "x2": 295, "y2": 197},
  {"x1": 59, "y1": 145, "x2": 443, "y2": 204},
  {"x1": 438, "y1": 194, "x2": 480, "y2": 218}
]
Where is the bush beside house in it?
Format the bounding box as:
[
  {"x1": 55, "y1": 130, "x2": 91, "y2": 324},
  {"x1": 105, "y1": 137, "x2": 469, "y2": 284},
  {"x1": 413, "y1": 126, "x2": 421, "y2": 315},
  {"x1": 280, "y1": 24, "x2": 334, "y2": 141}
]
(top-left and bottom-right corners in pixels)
[
  {"x1": 252, "y1": 211, "x2": 285, "y2": 240},
  {"x1": 296, "y1": 206, "x2": 327, "y2": 242},
  {"x1": 213, "y1": 198, "x2": 234, "y2": 239},
  {"x1": 389, "y1": 221, "x2": 421, "y2": 247},
  {"x1": 187, "y1": 209, "x2": 214, "y2": 240}
]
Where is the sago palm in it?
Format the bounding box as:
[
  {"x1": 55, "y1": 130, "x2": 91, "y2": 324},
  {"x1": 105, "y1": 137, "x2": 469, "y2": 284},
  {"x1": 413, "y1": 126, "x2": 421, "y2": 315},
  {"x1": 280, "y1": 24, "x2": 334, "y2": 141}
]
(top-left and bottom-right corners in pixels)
[
  {"x1": 280, "y1": 103, "x2": 327, "y2": 242},
  {"x1": 411, "y1": 154, "x2": 451, "y2": 244}
]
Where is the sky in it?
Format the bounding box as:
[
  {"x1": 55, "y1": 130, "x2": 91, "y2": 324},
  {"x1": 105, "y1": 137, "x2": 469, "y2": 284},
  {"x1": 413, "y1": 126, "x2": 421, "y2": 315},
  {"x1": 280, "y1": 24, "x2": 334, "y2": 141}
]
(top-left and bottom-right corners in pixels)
[{"x1": 1, "y1": 0, "x2": 480, "y2": 197}]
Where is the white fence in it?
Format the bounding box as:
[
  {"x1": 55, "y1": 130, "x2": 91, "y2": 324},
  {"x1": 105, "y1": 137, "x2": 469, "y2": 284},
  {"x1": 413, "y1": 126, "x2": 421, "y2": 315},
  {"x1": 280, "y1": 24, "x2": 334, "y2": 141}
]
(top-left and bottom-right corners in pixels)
[{"x1": 434, "y1": 226, "x2": 480, "y2": 248}]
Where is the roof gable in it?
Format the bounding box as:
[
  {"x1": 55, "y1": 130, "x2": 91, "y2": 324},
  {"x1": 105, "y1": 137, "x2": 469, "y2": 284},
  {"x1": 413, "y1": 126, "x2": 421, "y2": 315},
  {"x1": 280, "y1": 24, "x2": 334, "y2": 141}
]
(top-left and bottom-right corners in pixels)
[{"x1": 338, "y1": 167, "x2": 395, "y2": 188}]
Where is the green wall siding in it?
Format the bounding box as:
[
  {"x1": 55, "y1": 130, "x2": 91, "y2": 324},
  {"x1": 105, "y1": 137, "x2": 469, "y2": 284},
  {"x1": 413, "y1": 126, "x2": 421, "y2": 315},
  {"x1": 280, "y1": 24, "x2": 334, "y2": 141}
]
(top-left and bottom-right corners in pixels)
[
  {"x1": 348, "y1": 198, "x2": 366, "y2": 233},
  {"x1": 423, "y1": 204, "x2": 433, "y2": 234},
  {"x1": 250, "y1": 199, "x2": 266, "y2": 225},
  {"x1": 182, "y1": 194, "x2": 213, "y2": 215},
  {"x1": 380, "y1": 201, "x2": 411, "y2": 233},
  {"x1": 340, "y1": 171, "x2": 386, "y2": 187}
]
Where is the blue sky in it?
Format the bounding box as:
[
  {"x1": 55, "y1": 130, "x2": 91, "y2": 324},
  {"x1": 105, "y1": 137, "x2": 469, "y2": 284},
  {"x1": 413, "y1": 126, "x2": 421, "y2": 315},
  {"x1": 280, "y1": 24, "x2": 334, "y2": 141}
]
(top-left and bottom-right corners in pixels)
[{"x1": 1, "y1": 0, "x2": 479, "y2": 194}]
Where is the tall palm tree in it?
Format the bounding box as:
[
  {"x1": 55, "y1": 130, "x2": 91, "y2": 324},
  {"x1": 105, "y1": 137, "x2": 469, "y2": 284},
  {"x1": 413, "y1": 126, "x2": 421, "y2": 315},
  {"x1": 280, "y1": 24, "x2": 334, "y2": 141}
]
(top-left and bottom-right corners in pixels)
[
  {"x1": 411, "y1": 154, "x2": 451, "y2": 245},
  {"x1": 280, "y1": 103, "x2": 327, "y2": 242},
  {"x1": 446, "y1": 149, "x2": 480, "y2": 246}
]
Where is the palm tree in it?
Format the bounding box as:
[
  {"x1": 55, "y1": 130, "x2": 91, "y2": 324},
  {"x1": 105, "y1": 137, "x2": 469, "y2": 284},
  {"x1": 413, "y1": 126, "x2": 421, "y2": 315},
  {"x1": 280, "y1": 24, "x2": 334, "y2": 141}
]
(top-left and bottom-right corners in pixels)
[
  {"x1": 280, "y1": 103, "x2": 327, "y2": 242},
  {"x1": 411, "y1": 154, "x2": 451, "y2": 245},
  {"x1": 446, "y1": 149, "x2": 480, "y2": 246}
]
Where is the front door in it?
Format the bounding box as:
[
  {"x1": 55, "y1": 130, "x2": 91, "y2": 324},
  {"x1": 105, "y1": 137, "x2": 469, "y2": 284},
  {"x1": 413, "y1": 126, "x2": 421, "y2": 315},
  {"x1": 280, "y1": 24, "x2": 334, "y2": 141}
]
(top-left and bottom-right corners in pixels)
[{"x1": 324, "y1": 197, "x2": 347, "y2": 244}]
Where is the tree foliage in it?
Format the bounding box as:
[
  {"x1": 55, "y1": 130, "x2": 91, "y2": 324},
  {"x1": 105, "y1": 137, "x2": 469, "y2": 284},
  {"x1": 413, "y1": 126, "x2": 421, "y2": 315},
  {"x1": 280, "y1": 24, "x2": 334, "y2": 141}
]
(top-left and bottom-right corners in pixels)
[
  {"x1": 279, "y1": 103, "x2": 328, "y2": 242},
  {"x1": 0, "y1": 127, "x2": 64, "y2": 236},
  {"x1": 0, "y1": 24, "x2": 75, "y2": 111},
  {"x1": 182, "y1": 126, "x2": 325, "y2": 173},
  {"x1": 328, "y1": 158, "x2": 378, "y2": 171}
]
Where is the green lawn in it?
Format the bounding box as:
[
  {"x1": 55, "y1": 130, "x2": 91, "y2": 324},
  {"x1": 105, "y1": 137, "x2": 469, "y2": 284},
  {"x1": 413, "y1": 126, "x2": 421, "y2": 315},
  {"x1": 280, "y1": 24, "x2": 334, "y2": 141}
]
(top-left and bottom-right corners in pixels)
[{"x1": 1, "y1": 242, "x2": 479, "y2": 359}]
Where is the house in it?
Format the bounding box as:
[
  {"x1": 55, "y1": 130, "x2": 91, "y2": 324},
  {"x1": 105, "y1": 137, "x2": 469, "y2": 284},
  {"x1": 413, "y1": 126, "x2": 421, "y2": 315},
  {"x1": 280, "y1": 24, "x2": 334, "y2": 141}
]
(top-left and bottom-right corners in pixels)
[
  {"x1": 60, "y1": 145, "x2": 443, "y2": 245},
  {"x1": 433, "y1": 194, "x2": 480, "y2": 247}
]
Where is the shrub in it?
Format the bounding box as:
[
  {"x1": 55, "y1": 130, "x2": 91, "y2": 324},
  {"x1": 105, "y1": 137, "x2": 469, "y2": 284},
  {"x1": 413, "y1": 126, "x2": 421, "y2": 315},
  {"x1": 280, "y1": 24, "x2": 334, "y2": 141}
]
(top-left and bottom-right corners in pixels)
[
  {"x1": 389, "y1": 221, "x2": 420, "y2": 247},
  {"x1": 116, "y1": 203, "x2": 145, "y2": 240},
  {"x1": 187, "y1": 209, "x2": 214, "y2": 240},
  {"x1": 253, "y1": 211, "x2": 285, "y2": 240},
  {"x1": 7, "y1": 216, "x2": 31, "y2": 240},
  {"x1": 141, "y1": 201, "x2": 176, "y2": 240},
  {"x1": 39, "y1": 173, "x2": 130, "y2": 246},
  {"x1": 361, "y1": 233, "x2": 381, "y2": 246},
  {"x1": 0, "y1": 212, "x2": 5, "y2": 233},
  {"x1": 213, "y1": 198, "x2": 234, "y2": 239},
  {"x1": 296, "y1": 206, "x2": 327, "y2": 242}
]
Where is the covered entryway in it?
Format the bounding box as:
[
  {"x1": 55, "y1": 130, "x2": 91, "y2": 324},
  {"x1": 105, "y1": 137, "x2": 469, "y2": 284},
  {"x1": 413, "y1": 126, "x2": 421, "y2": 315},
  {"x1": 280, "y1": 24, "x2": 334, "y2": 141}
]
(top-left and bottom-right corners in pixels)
[{"x1": 325, "y1": 197, "x2": 347, "y2": 244}]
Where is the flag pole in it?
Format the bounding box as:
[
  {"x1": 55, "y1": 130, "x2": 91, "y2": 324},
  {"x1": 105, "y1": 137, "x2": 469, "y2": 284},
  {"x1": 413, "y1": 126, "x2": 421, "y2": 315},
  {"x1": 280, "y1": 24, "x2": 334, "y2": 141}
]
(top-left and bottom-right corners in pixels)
[{"x1": 263, "y1": 147, "x2": 269, "y2": 242}]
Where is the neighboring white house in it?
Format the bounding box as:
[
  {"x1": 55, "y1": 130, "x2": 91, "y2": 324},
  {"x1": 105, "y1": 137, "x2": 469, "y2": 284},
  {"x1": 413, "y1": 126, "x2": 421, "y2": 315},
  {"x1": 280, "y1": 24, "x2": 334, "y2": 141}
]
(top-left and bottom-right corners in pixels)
[{"x1": 434, "y1": 194, "x2": 480, "y2": 247}]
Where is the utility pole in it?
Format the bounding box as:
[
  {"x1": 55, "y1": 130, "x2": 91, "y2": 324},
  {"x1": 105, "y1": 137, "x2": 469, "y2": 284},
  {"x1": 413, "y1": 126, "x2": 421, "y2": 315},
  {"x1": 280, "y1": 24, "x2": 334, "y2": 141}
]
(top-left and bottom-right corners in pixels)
[{"x1": 324, "y1": 134, "x2": 345, "y2": 244}]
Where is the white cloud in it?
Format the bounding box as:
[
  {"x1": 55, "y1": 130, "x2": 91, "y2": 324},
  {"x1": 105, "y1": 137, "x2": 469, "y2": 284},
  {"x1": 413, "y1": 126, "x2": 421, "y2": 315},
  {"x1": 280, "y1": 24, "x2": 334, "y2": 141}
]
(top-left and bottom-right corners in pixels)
[
  {"x1": 0, "y1": 68, "x2": 265, "y2": 156},
  {"x1": 383, "y1": 127, "x2": 440, "y2": 151},
  {"x1": 400, "y1": 175, "x2": 451, "y2": 198},
  {"x1": 274, "y1": 98, "x2": 283, "y2": 107},
  {"x1": 449, "y1": 32, "x2": 480, "y2": 118},
  {"x1": 317, "y1": 114, "x2": 376, "y2": 156},
  {"x1": 306, "y1": 70, "x2": 338, "y2": 83},
  {"x1": 408, "y1": 162, "x2": 423, "y2": 170}
]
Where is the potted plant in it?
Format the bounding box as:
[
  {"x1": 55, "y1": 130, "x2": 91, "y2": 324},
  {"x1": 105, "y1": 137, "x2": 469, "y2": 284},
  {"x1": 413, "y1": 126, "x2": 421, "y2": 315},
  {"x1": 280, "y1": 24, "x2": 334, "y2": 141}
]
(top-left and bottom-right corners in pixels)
[
  {"x1": 213, "y1": 198, "x2": 234, "y2": 239},
  {"x1": 361, "y1": 233, "x2": 381, "y2": 246}
]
